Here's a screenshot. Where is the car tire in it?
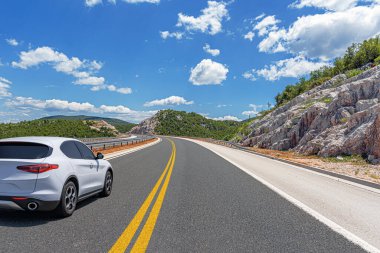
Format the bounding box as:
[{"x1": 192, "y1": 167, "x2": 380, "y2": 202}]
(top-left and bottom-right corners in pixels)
[
  {"x1": 56, "y1": 181, "x2": 78, "y2": 218},
  {"x1": 100, "y1": 170, "x2": 113, "y2": 197}
]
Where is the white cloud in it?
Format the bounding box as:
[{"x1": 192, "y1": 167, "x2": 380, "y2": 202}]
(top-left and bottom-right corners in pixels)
[
  {"x1": 7, "y1": 96, "x2": 155, "y2": 123},
  {"x1": 255, "y1": 13, "x2": 266, "y2": 20},
  {"x1": 211, "y1": 115, "x2": 241, "y2": 121},
  {"x1": 217, "y1": 104, "x2": 231, "y2": 108},
  {"x1": 245, "y1": 56, "x2": 328, "y2": 81},
  {"x1": 242, "y1": 71, "x2": 257, "y2": 81},
  {"x1": 0, "y1": 77, "x2": 12, "y2": 97},
  {"x1": 85, "y1": 0, "x2": 102, "y2": 7},
  {"x1": 75, "y1": 76, "x2": 105, "y2": 86},
  {"x1": 12, "y1": 47, "x2": 68, "y2": 69},
  {"x1": 12, "y1": 46, "x2": 131, "y2": 94},
  {"x1": 115, "y1": 87, "x2": 133, "y2": 94},
  {"x1": 6, "y1": 38, "x2": 19, "y2": 46},
  {"x1": 9, "y1": 97, "x2": 96, "y2": 112},
  {"x1": 160, "y1": 31, "x2": 184, "y2": 40},
  {"x1": 244, "y1": 31, "x2": 255, "y2": 41},
  {"x1": 123, "y1": 0, "x2": 160, "y2": 3},
  {"x1": 254, "y1": 15, "x2": 280, "y2": 37},
  {"x1": 189, "y1": 59, "x2": 229, "y2": 85},
  {"x1": 203, "y1": 44, "x2": 220, "y2": 56},
  {"x1": 144, "y1": 96, "x2": 194, "y2": 107},
  {"x1": 290, "y1": 0, "x2": 358, "y2": 11},
  {"x1": 259, "y1": 4, "x2": 380, "y2": 59},
  {"x1": 242, "y1": 104, "x2": 268, "y2": 117},
  {"x1": 176, "y1": 1, "x2": 229, "y2": 35},
  {"x1": 86, "y1": 0, "x2": 159, "y2": 6}
]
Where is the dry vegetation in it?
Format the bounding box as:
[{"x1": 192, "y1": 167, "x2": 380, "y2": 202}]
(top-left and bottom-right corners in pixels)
[{"x1": 92, "y1": 138, "x2": 157, "y2": 155}]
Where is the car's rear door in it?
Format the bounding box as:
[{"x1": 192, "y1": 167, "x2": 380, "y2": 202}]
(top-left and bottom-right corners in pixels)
[
  {"x1": 60, "y1": 141, "x2": 96, "y2": 196},
  {"x1": 0, "y1": 142, "x2": 50, "y2": 195},
  {"x1": 74, "y1": 141, "x2": 103, "y2": 193}
]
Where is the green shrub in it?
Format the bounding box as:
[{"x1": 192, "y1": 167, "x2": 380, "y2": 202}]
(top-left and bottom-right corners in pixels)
[
  {"x1": 345, "y1": 69, "x2": 364, "y2": 78},
  {"x1": 375, "y1": 56, "x2": 380, "y2": 66}
]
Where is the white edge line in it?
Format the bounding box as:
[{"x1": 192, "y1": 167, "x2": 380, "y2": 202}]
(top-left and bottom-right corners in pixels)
[
  {"x1": 105, "y1": 138, "x2": 161, "y2": 160},
  {"x1": 185, "y1": 138, "x2": 380, "y2": 195},
  {"x1": 182, "y1": 138, "x2": 380, "y2": 253}
]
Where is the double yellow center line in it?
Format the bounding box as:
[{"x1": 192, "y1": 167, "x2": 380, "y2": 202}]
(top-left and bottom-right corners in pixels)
[{"x1": 109, "y1": 139, "x2": 176, "y2": 253}]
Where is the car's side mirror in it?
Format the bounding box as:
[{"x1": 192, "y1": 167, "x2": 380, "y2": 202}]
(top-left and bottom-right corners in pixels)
[{"x1": 96, "y1": 152, "x2": 104, "y2": 160}]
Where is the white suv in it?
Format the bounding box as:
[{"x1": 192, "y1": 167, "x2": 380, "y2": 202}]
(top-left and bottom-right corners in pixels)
[{"x1": 0, "y1": 137, "x2": 113, "y2": 217}]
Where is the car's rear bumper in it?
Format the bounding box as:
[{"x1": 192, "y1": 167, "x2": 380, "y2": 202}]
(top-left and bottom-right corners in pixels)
[{"x1": 0, "y1": 196, "x2": 59, "y2": 211}]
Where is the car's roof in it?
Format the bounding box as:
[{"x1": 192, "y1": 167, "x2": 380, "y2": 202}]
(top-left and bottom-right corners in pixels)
[{"x1": 0, "y1": 136, "x2": 80, "y2": 146}]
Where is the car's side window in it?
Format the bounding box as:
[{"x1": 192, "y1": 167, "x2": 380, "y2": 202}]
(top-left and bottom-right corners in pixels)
[
  {"x1": 75, "y1": 142, "x2": 95, "y2": 160},
  {"x1": 60, "y1": 141, "x2": 82, "y2": 159}
]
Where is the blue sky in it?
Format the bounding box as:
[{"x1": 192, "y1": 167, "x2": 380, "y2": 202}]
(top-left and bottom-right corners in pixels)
[{"x1": 0, "y1": 0, "x2": 379, "y2": 123}]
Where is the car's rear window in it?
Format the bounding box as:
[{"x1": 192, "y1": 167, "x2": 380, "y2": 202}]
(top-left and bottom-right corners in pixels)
[{"x1": 0, "y1": 142, "x2": 51, "y2": 159}]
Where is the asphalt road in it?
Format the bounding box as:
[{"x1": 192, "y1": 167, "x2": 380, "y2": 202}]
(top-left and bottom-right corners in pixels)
[{"x1": 0, "y1": 138, "x2": 367, "y2": 252}]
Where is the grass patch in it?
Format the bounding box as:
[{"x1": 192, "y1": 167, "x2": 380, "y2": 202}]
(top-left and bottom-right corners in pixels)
[
  {"x1": 318, "y1": 96, "x2": 333, "y2": 104},
  {"x1": 322, "y1": 155, "x2": 367, "y2": 165},
  {"x1": 370, "y1": 174, "x2": 380, "y2": 180},
  {"x1": 345, "y1": 69, "x2": 364, "y2": 78},
  {"x1": 339, "y1": 117, "x2": 349, "y2": 124}
]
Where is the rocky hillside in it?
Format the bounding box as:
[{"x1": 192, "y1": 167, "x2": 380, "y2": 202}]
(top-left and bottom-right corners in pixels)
[
  {"x1": 240, "y1": 66, "x2": 380, "y2": 164},
  {"x1": 130, "y1": 110, "x2": 241, "y2": 140}
]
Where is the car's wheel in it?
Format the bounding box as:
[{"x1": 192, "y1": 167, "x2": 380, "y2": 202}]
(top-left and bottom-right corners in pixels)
[
  {"x1": 56, "y1": 181, "x2": 78, "y2": 218},
  {"x1": 100, "y1": 170, "x2": 113, "y2": 197}
]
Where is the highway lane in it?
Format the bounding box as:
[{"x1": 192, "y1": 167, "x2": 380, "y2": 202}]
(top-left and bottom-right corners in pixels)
[{"x1": 0, "y1": 138, "x2": 366, "y2": 252}]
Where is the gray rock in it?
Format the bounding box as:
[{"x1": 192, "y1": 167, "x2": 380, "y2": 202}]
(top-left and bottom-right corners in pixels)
[{"x1": 240, "y1": 65, "x2": 380, "y2": 161}]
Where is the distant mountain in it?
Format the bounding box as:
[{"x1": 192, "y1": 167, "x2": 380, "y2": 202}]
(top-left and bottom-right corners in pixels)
[
  {"x1": 130, "y1": 110, "x2": 241, "y2": 140},
  {"x1": 41, "y1": 115, "x2": 136, "y2": 133}
]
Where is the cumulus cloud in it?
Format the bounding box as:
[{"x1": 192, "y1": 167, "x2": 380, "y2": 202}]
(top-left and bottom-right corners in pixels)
[
  {"x1": 203, "y1": 44, "x2": 220, "y2": 56},
  {"x1": 242, "y1": 71, "x2": 257, "y2": 81},
  {"x1": 0, "y1": 77, "x2": 12, "y2": 97},
  {"x1": 12, "y1": 46, "x2": 132, "y2": 94},
  {"x1": 85, "y1": 0, "x2": 159, "y2": 7},
  {"x1": 254, "y1": 15, "x2": 280, "y2": 37},
  {"x1": 211, "y1": 115, "x2": 241, "y2": 121},
  {"x1": 244, "y1": 56, "x2": 328, "y2": 81},
  {"x1": 160, "y1": 31, "x2": 184, "y2": 40},
  {"x1": 6, "y1": 38, "x2": 19, "y2": 46},
  {"x1": 258, "y1": 4, "x2": 380, "y2": 59},
  {"x1": 144, "y1": 96, "x2": 194, "y2": 107},
  {"x1": 242, "y1": 104, "x2": 270, "y2": 117},
  {"x1": 74, "y1": 76, "x2": 105, "y2": 86},
  {"x1": 189, "y1": 59, "x2": 228, "y2": 85},
  {"x1": 176, "y1": 1, "x2": 229, "y2": 35},
  {"x1": 123, "y1": 0, "x2": 160, "y2": 3},
  {"x1": 8, "y1": 97, "x2": 96, "y2": 112},
  {"x1": 244, "y1": 31, "x2": 255, "y2": 41},
  {"x1": 85, "y1": 0, "x2": 102, "y2": 7},
  {"x1": 7, "y1": 96, "x2": 156, "y2": 123},
  {"x1": 289, "y1": 0, "x2": 358, "y2": 11}
]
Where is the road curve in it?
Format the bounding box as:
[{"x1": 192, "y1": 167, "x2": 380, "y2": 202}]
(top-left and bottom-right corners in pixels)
[{"x1": 0, "y1": 138, "x2": 365, "y2": 252}]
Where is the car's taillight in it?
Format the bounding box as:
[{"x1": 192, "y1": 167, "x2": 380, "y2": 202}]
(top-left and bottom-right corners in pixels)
[{"x1": 17, "y1": 164, "x2": 59, "y2": 173}]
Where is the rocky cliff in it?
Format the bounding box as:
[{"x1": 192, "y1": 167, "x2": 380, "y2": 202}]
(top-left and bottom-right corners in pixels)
[
  {"x1": 241, "y1": 66, "x2": 380, "y2": 164},
  {"x1": 130, "y1": 115, "x2": 159, "y2": 135}
]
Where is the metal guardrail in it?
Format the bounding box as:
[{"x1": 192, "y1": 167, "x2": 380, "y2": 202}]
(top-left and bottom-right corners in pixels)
[{"x1": 83, "y1": 135, "x2": 155, "y2": 151}]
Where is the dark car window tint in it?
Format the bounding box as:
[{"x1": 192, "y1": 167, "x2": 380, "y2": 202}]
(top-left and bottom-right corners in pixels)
[
  {"x1": 0, "y1": 142, "x2": 50, "y2": 159},
  {"x1": 60, "y1": 141, "x2": 82, "y2": 159},
  {"x1": 75, "y1": 142, "x2": 95, "y2": 160}
]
